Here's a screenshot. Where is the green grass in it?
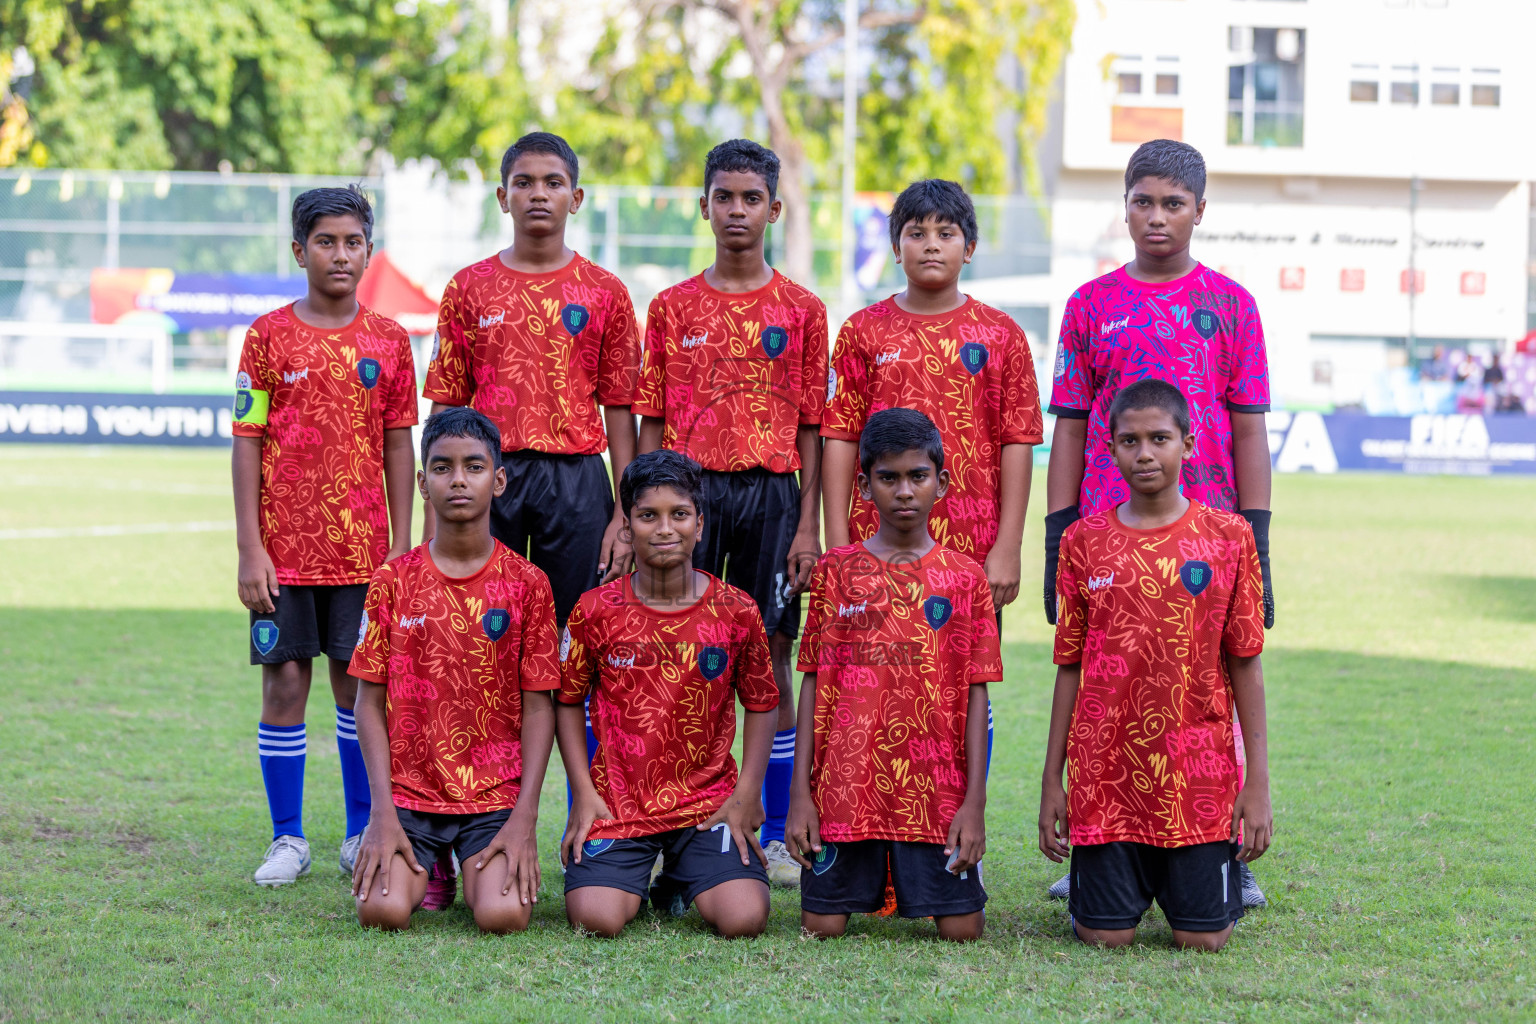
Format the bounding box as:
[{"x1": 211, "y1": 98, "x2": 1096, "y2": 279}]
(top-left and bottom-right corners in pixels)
[{"x1": 1, "y1": 447, "x2": 1532, "y2": 1022}]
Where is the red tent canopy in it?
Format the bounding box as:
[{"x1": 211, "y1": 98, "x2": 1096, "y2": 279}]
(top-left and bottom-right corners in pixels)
[{"x1": 358, "y1": 250, "x2": 439, "y2": 335}]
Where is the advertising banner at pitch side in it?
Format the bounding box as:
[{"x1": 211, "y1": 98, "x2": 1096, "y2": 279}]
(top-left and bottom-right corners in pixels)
[
  {"x1": 0, "y1": 392, "x2": 233, "y2": 446},
  {"x1": 1267, "y1": 411, "x2": 1536, "y2": 475}
]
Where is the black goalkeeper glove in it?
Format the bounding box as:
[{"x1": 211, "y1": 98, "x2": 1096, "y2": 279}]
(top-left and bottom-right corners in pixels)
[
  {"x1": 1043, "y1": 506, "x2": 1082, "y2": 626},
  {"x1": 1238, "y1": 508, "x2": 1275, "y2": 629}
]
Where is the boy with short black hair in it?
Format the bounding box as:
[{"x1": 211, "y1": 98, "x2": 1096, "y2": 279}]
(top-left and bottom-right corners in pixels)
[
  {"x1": 424, "y1": 130, "x2": 639, "y2": 624},
  {"x1": 557, "y1": 449, "x2": 779, "y2": 938},
  {"x1": 822, "y1": 179, "x2": 1041, "y2": 778},
  {"x1": 349, "y1": 407, "x2": 558, "y2": 932},
  {"x1": 1042, "y1": 138, "x2": 1273, "y2": 905},
  {"x1": 788, "y1": 407, "x2": 998, "y2": 941},
  {"x1": 635, "y1": 138, "x2": 828, "y2": 884},
  {"x1": 233, "y1": 184, "x2": 417, "y2": 886},
  {"x1": 1039, "y1": 378, "x2": 1272, "y2": 952}
]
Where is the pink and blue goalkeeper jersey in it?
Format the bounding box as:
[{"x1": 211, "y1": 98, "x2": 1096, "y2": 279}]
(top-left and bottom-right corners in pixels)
[{"x1": 1049, "y1": 264, "x2": 1270, "y2": 515}]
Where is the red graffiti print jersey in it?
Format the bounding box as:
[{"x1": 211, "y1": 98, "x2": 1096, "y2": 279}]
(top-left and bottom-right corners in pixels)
[
  {"x1": 634, "y1": 271, "x2": 829, "y2": 472},
  {"x1": 558, "y1": 574, "x2": 779, "y2": 840},
  {"x1": 822, "y1": 297, "x2": 1044, "y2": 561},
  {"x1": 231, "y1": 304, "x2": 418, "y2": 585},
  {"x1": 423, "y1": 253, "x2": 638, "y2": 454},
  {"x1": 797, "y1": 543, "x2": 1002, "y2": 843},
  {"x1": 349, "y1": 541, "x2": 560, "y2": 814},
  {"x1": 1049, "y1": 264, "x2": 1270, "y2": 514},
  {"x1": 1053, "y1": 501, "x2": 1265, "y2": 847}
]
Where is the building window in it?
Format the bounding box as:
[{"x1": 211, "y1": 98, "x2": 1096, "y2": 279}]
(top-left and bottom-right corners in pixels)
[
  {"x1": 1350, "y1": 81, "x2": 1379, "y2": 102},
  {"x1": 1156, "y1": 74, "x2": 1179, "y2": 96},
  {"x1": 1117, "y1": 72, "x2": 1142, "y2": 95},
  {"x1": 1431, "y1": 83, "x2": 1459, "y2": 105},
  {"x1": 1391, "y1": 81, "x2": 1418, "y2": 105},
  {"x1": 1227, "y1": 27, "x2": 1305, "y2": 147},
  {"x1": 1471, "y1": 83, "x2": 1500, "y2": 107}
]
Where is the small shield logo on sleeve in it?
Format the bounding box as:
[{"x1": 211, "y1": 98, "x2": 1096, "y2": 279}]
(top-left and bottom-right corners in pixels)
[
  {"x1": 482, "y1": 608, "x2": 510, "y2": 641},
  {"x1": 699, "y1": 645, "x2": 729, "y2": 680},
  {"x1": 1193, "y1": 309, "x2": 1219, "y2": 341},
  {"x1": 1180, "y1": 560, "x2": 1212, "y2": 597},
  {"x1": 560, "y1": 303, "x2": 590, "y2": 336},
  {"x1": 761, "y1": 325, "x2": 789, "y2": 358},
  {"x1": 923, "y1": 595, "x2": 954, "y2": 630},
  {"x1": 357, "y1": 358, "x2": 381, "y2": 389},
  {"x1": 958, "y1": 342, "x2": 989, "y2": 375},
  {"x1": 252, "y1": 620, "x2": 280, "y2": 656},
  {"x1": 811, "y1": 843, "x2": 838, "y2": 875},
  {"x1": 234, "y1": 390, "x2": 254, "y2": 418}
]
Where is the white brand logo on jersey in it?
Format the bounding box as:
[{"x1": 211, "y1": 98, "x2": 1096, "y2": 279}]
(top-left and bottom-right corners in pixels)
[
  {"x1": 681, "y1": 331, "x2": 708, "y2": 349},
  {"x1": 479, "y1": 312, "x2": 505, "y2": 328},
  {"x1": 1100, "y1": 317, "x2": 1129, "y2": 335},
  {"x1": 559, "y1": 626, "x2": 572, "y2": 663},
  {"x1": 875, "y1": 349, "x2": 901, "y2": 367},
  {"x1": 283, "y1": 368, "x2": 309, "y2": 383},
  {"x1": 837, "y1": 602, "x2": 867, "y2": 618},
  {"x1": 398, "y1": 614, "x2": 427, "y2": 629},
  {"x1": 607, "y1": 652, "x2": 636, "y2": 669},
  {"x1": 1087, "y1": 572, "x2": 1115, "y2": 592}
]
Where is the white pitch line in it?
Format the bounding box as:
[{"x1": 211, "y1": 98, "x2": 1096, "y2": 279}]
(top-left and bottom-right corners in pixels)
[
  {"x1": 7, "y1": 474, "x2": 228, "y2": 496},
  {"x1": 0, "y1": 520, "x2": 235, "y2": 540}
]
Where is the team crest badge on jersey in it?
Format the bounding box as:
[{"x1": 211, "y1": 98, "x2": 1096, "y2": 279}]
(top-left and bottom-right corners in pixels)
[
  {"x1": 826, "y1": 366, "x2": 838, "y2": 404},
  {"x1": 560, "y1": 303, "x2": 590, "y2": 336},
  {"x1": 923, "y1": 595, "x2": 954, "y2": 630},
  {"x1": 761, "y1": 325, "x2": 789, "y2": 359},
  {"x1": 583, "y1": 838, "x2": 614, "y2": 858},
  {"x1": 482, "y1": 608, "x2": 511, "y2": 641},
  {"x1": 236, "y1": 371, "x2": 251, "y2": 390},
  {"x1": 252, "y1": 620, "x2": 280, "y2": 656},
  {"x1": 811, "y1": 843, "x2": 837, "y2": 875},
  {"x1": 559, "y1": 626, "x2": 572, "y2": 663},
  {"x1": 958, "y1": 342, "x2": 989, "y2": 375},
  {"x1": 356, "y1": 612, "x2": 369, "y2": 647},
  {"x1": 1179, "y1": 560, "x2": 1212, "y2": 597},
  {"x1": 357, "y1": 358, "x2": 381, "y2": 389},
  {"x1": 1193, "y1": 308, "x2": 1219, "y2": 341},
  {"x1": 699, "y1": 646, "x2": 729, "y2": 681},
  {"x1": 234, "y1": 390, "x2": 254, "y2": 418}
]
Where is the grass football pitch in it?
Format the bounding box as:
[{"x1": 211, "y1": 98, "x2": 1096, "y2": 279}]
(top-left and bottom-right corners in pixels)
[{"x1": 1, "y1": 445, "x2": 1532, "y2": 1022}]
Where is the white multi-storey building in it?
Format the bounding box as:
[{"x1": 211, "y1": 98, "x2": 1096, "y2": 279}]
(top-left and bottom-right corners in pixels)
[{"x1": 977, "y1": 0, "x2": 1533, "y2": 412}]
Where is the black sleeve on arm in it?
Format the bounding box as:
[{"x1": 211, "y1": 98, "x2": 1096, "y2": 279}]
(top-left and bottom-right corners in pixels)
[
  {"x1": 1046, "y1": 404, "x2": 1091, "y2": 419},
  {"x1": 1043, "y1": 506, "x2": 1082, "y2": 626},
  {"x1": 1239, "y1": 508, "x2": 1274, "y2": 629}
]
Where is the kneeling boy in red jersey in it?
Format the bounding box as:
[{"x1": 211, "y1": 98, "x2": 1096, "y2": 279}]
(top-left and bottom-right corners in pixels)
[
  {"x1": 788, "y1": 408, "x2": 999, "y2": 941},
  {"x1": 350, "y1": 408, "x2": 559, "y2": 933},
  {"x1": 557, "y1": 450, "x2": 779, "y2": 938},
  {"x1": 1039, "y1": 379, "x2": 1273, "y2": 951}
]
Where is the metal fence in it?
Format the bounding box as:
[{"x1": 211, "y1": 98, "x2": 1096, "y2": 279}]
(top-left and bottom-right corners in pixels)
[{"x1": 0, "y1": 167, "x2": 1054, "y2": 393}]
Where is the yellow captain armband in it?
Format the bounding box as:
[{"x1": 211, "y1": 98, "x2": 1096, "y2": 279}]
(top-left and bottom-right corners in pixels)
[{"x1": 233, "y1": 387, "x2": 270, "y2": 426}]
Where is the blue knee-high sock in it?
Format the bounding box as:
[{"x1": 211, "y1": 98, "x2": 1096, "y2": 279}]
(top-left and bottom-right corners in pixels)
[
  {"x1": 334, "y1": 706, "x2": 370, "y2": 838},
  {"x1": 985, "y1": 700, "x2": 994, "y2": 780},
  {"x1": 760, "y1": 728, "x2": 795, "y2": 845},
  {"x1": 566, "y1": 700, "x2": 600, "y2": 811},
  {"x1": 258, "y1": 722, "x2": 306, "y2": 840}
]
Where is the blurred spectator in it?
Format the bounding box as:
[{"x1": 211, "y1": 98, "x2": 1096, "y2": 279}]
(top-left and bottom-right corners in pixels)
[{"x1": 1483, "y1": 353, "x2": 1505, "y2": 388}]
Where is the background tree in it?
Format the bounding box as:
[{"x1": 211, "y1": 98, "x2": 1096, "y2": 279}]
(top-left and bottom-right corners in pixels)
[
  {"x1": 0, "y1": 0, "x2": 526, "y2": 174},
  {"x1": 548, "y1": 0, "x2": 1076, "y2": 283}
]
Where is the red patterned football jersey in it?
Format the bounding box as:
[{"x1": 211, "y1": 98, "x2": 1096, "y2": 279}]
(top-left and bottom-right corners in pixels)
[
  {"x1": 1053, "y1": 501, "x2": 1265, "y2": 848},
  {"x1": 558, "y1": 573, "x2": 779, "y2": 840},
  {"x1": 822, "y1": 297, "x2": 1044, "y2": 561},
  {"x1": 232, "y1": 304, "x2": 418, "y2": 586},
  {"x1": 796, "y1": 543, "x2": 1002, "y2": 843},
  {"x1": 349, "y1": 541, "x2": 560, "y2": 814},
  {"x1": 634, "y1": 271, "x2": 828, "y2": 472},
  {"x1": 423, "y1": 253, "x2": 638, "y2": 454}
]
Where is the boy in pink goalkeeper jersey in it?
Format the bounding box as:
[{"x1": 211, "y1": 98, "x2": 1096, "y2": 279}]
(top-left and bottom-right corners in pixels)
[{"x1": 1041, "y1": 139, "x2": 1273, "y2": 908}]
